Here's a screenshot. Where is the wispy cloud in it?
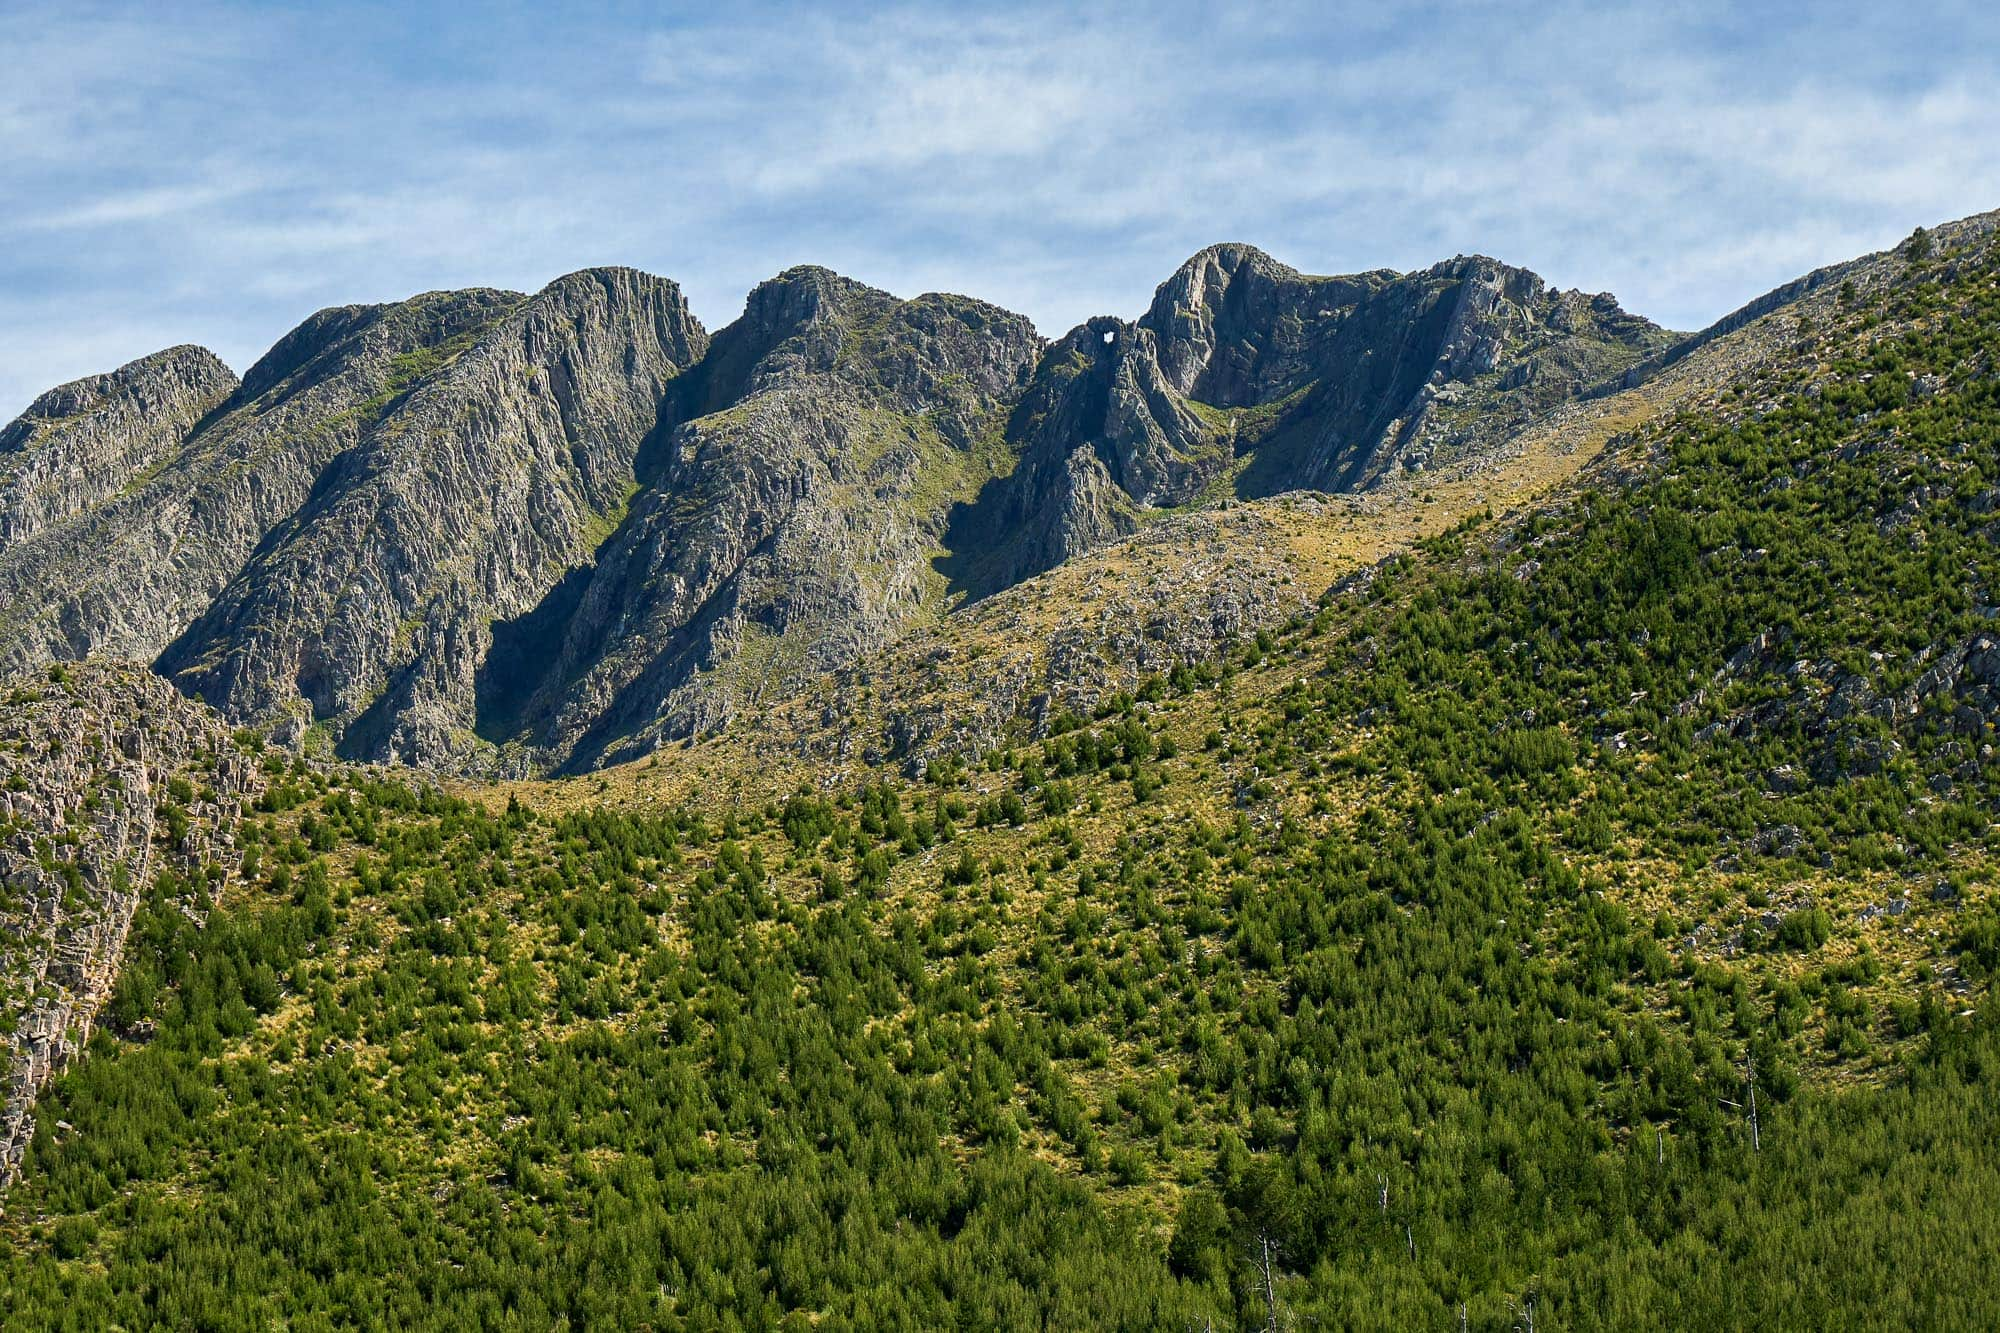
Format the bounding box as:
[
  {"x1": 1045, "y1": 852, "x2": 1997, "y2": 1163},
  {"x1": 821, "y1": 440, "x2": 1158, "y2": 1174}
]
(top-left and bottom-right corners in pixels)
[{"x1": 1, "y1": 0, "x2": 1996, "y2": 417}]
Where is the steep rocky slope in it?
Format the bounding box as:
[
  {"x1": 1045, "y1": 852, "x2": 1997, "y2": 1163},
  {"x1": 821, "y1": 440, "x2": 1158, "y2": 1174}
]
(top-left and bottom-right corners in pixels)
[
  {"x1": 546, "y1": 211, "x2": 2000, "y2": 801},
  {"x1": 486, "y1": 248, "x2": 1667, "y2": 767},
  {"x1": 21, "y1": 226, "x2": 1995, "y2": 779},
  {"x1": 942, "y1": 245, "x2": 1672, "y2": 595},
  {"x1": 0, "y1": 346, "x2": 237, "y2": 549},
  {"x1": 0, "y1": 665, "x2": 257, "y2": 1183},
  {"x1": 160, "y1": 268, "x2": 708, "y2": 767},
  {"x1": 477, "y1": 268, "x2": 1041, "y2": 772},
  {"x1": 0, "y1": 289, "x2": 526, "y2": 673}
]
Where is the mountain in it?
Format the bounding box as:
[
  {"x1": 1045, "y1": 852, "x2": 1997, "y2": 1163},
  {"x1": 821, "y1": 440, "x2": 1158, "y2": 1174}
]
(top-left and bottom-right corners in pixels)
[
  {"x1": 0, "y1": 287, "x2": 527, "y2": 674},
  {"x1": 158, "y1": 268, "x2": 707, "y2": 767},
  {"x1": 603, "y1": 218, "x2": 1973, "y2": 788},
  {"x1": 477, "y1": 267, "x2": 1042, "y2": 773},
  {"x1": 0, "y1": 244, "x2": 1667, "y2": 773},
  {"x1": 0, "y1": 345, "x2": 237, "y2": 548},
  {"x1": 941, "y1": 245, "x2": 1672, "y2": 597},
  {"x1": 1, "y1": 210, "x2": 1998, "y2": 1328}
]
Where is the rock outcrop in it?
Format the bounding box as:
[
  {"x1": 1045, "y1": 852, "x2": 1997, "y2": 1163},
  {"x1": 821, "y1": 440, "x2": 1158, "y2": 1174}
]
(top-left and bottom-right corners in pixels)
[
  {"x1": 160, "y1": 268, "x2": 708, "y2": 767},
  {"x1": 481, "y1": 268, "x2": 1042, "y2": 771},
  {"x1": 945, "y1": 245, "x2": 1672, "y2": 594},
  {"x1": 0, "y1": 665, "x2": 257, "y2": 1183},
  {"x1": 0, "y1": 346, "x2": 238, "y2": 550},
  {"x1": 0, "y1": 289, "x2": 526, "y2": 675}
]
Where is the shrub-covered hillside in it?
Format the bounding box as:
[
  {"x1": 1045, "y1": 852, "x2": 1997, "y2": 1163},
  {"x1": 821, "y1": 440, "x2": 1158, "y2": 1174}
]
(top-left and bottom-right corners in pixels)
[{"x1": 3, "y1": 230, "x2": 2000, "y2": 1328}]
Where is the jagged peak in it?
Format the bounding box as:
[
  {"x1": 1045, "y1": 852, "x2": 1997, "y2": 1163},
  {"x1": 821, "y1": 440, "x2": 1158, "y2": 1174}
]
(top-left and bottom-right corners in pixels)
[
  {"x1": 238, "y1": 288, "x2": 526, "y2": 399},
  {"x1": 1171, "y1": 241, "x2": 1294, "y2": 281},
  {"x1": 760, "y1": 262, "x2": 867, "y2": 291},
  {"x1": 531, "y1": 265, "x2": 694, "y2": 309},
  {"x1": 1023, "y1": 316, "x2": 1148, "y2": 390},
  {"x1": 511, "y1": 269, "x2": 710, "y2": 374},
  {"x1": 6, "y1": 345, "x2": 236, "y2": 436},
  {"x1": 739, "y1": 265, "x2": 892, "y2": 330},
  {"x1": 706, "y1": 266, "x2": 1041, "y2": 409},
  {"x1": 1145, "y1": 243, "x2": 1302, "y2": 325},
  {"x1": 895, "y1": 287, "x2": 1044, "y2": 337},
  {"x1": 1412, "y1": 253, "x2": 1556, "y2": 306},
  {"x1": 1414, "y1": 254, "x2": 1663, "y2": 329},
  {"x1": 673, "y1": 267, "x2": 892, "y2": 408}
]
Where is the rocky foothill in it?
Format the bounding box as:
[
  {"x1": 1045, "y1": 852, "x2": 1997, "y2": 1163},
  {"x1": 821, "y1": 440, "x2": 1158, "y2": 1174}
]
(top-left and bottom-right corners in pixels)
[{"x1": 0, "y1": 665, "x2": 258, "y2": 1184}]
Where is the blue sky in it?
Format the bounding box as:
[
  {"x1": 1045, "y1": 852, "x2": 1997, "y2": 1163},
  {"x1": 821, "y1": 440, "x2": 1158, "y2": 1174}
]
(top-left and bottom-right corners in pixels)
[{"x1": 3, "y1": 0, "x2": 1997, "y2": 418}]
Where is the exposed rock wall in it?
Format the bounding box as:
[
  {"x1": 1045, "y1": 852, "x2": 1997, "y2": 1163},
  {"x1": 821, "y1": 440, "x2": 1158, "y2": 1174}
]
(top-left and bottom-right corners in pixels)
[
  {"x1": 160, "y1": 268, "x2": 708, "y2": 767},
  {"x1": 0, "y1": 232, "x2": 1828, "y2": 778},
  {"x1": 483, "y1": 268, "x2": 1042, "y2": 771},
  {"x1": 0, "y1": 665, "x2": 258, "y2": 1183},
  {"x1": 0, "y1": 290, "x2": 525, "y2": 675},
  {"x1": 0, "y1": 346, "x2": 238, "y2": 550},
  {"x1": 948, "y1": 245, "x2": 1673, "y2": 596}
]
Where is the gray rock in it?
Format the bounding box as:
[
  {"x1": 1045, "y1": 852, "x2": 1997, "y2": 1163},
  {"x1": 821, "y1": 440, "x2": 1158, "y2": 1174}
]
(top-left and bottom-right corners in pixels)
[
  {"x1": 158, "y1": 268, "x2": 708, "y2": 767},
  {"x1": 0, "y1": 664, "x2": 260, "y2": 1183},
  {"x1": 0, "y1": 287, "x2": 527, "y2": 679},
  {"x1": 0, "y1": 243, "x2": 1685, "y2": 775},
  {"x1": 0, "y1": 346, "x2": 237, "y2": 550},
  {"x1": 948, "y1": 245, "x2": 1671, "y2": 595},
  {"x1": 485, "y1": 269, "x2": 1042, "y2": 771}
]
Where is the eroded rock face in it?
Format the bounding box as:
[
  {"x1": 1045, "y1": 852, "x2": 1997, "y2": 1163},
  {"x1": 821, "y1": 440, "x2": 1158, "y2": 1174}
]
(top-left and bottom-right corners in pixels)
[
  {"x1": 939, "y1": 314, "x2": 1215, "y2": 597},
  {"x1": 482, "y1": 268, "x2": 1043, "y2": 772},
  {"x1": 0, "y1": 665, "x2": 258, "y2": 1184},
  {"x1": 0, "y1": 289, "x2": 526, "y2": 676},
  {"x1": 0, "y1": 245, "x2": 1667, "y2": 774},
  {"x1": 949, "y1": 246, "x2": 1672, "y2": 593},
  {"x1": 0, "y1": 346, "x2": 238, "y2": 551},
  {"x1": 160, "y1": 268, "x2": 709, "y2": 767}
]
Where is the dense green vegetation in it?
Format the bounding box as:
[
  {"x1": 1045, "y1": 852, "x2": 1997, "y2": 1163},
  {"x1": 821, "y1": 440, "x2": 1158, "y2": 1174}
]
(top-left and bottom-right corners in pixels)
[{"x1": 4, "y1": 237, "x2": 2000, "y2": 1328}]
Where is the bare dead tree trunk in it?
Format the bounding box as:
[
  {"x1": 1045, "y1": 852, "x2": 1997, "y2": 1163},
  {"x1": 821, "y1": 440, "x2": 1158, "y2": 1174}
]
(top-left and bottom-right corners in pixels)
[
  {"x1": 1746, "y1": 1052, "x2": 1761, "y2": 1152},
  {"x1": 1255, "y1": 1231, "x2": 1282, "y2": 1333}
]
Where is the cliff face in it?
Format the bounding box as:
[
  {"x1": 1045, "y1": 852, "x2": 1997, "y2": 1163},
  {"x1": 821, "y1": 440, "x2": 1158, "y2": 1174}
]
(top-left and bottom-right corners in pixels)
[
  {"x1": 0, "y1": 346, "x2": 238, "y2": 549},
  {"x1": 0, "y1": 290, "x2": 525, "y2": 675},
  {"x1": 0, "y1": 665, "x2": 258, "y2": 1184},
  {"x1": 0, "y1": 243, "x2": 1671, "y2": 772},
  {"x1": 944, "y1": 245, "x2": 1673, "y2": 595},
  {"x1": 480, "y1": 268, "x2": 1043, "y2": 771},
  {"x1": 159, "y1": 268, "x2": 708, "y2": 766}
]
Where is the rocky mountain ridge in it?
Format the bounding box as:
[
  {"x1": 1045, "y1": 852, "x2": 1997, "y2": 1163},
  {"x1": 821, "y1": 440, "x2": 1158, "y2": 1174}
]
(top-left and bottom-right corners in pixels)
[
  {"x1": 479, "y1": 267, "x2": 1043, "y2": 773},
  {"x1": 571, "y1": 207, "x2": 2000, "y2": 799},
  {"x1": 0, "y1": 288, "x2": 526, "y2": 677},
  {"x1": 0, "y1": 233, "x2": 1801, "y2": 775},
  {"x1": 0, "y1": 346, "x2": 237, "y2": 549},
  {"x1": 158, "y1": 267, "x2": 709, "y2": 769},
  {"x1": 938, "y1": 244, "x2": 1673, "y2": 597}
]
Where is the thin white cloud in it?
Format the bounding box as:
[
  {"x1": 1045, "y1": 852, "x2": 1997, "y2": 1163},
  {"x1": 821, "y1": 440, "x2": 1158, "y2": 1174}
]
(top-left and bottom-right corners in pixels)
[{"x1": 1, "y1": 0, "x2": 1996, "y2": 418}]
